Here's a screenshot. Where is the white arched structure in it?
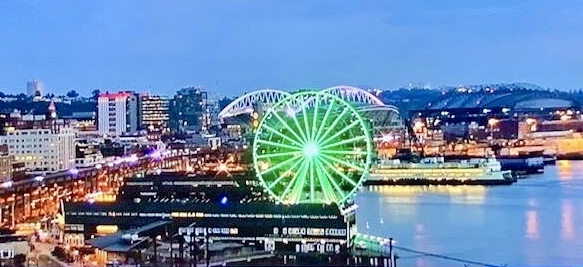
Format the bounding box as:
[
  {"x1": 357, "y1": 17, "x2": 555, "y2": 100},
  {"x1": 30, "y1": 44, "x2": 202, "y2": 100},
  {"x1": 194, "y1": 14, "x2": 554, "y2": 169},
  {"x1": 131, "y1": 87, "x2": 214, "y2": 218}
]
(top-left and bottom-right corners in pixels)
[
  {"x1": 323, "y1": 85, "x2": 385, "y2": 106},
  {"x1": 357, "y1": 104, "x2": 400, "y2": 115},
  {"x1": 219, "y1": 89, "x2": 291, "y2": 120},
  {"x1": 357, "y1": 105, "x2": 404, "y2": 135}
]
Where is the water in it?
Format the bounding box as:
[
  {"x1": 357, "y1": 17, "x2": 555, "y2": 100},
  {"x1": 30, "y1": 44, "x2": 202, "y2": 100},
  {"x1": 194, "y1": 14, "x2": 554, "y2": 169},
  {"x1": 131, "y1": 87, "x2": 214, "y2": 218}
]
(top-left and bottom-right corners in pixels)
[{"x1": 355, "y1": 160, "x2": 583, "y2": 267}]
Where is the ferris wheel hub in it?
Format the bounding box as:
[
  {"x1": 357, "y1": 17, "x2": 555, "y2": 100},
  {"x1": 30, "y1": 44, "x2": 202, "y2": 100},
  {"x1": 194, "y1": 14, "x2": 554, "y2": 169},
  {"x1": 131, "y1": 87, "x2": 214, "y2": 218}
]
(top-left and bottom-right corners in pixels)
[{"x1": 303, "y1": 142, "x2": 320, "y2": 158}]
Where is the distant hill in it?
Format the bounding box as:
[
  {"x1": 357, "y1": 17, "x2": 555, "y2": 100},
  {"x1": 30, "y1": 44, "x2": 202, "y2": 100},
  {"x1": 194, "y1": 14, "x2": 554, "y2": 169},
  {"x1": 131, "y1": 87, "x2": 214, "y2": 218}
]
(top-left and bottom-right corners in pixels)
[{"x1": 377, "y1": 83, "x2": 580, "y2": 117}]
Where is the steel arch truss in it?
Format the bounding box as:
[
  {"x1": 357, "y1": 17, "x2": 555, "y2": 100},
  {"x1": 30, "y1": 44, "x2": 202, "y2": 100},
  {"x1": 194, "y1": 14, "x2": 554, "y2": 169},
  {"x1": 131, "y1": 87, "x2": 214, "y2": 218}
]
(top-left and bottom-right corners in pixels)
[
  {"x1": 357, "y1": 105, "x2": 404, "y2": 135},
  {"x1": 219, "y1": 89, "x2": 291, "y2": 120},
  {"x1": 323, "y1": 85, "x2": 385, "y2": 106}
]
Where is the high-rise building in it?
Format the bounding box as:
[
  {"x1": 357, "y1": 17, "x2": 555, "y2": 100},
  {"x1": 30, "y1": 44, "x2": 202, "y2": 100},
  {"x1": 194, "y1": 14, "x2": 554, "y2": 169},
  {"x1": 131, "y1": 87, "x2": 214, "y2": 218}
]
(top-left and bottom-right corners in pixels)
[
  {"x1": 0, "y1": 107, "x2": 77, "y2": 174},
  {"x1": 138, "y1": 94, "x2": 169, "y2": 133},
  {"x1": 206, "y1": 92, "x2": 221, "y2": 128},
  {"x1": 97, "y1": 92, "x2": 139, "y2": 136},
  {"x1": 170, "y1": 87, "x2": 209, "y2": 133},
  {"x1": 26, "y1": 80, "x2": 44, "y2": 97}
]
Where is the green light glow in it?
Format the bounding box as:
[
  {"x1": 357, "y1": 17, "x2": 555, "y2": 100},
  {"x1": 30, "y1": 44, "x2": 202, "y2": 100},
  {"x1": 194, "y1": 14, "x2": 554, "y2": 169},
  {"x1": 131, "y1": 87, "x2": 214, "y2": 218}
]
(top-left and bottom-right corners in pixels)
[
  {"x1": 303, "y1": 142, "x2": 320, "y2": 158},
  {"x1": 253, "y1": 91, "x2": 373, "y2": 206}
]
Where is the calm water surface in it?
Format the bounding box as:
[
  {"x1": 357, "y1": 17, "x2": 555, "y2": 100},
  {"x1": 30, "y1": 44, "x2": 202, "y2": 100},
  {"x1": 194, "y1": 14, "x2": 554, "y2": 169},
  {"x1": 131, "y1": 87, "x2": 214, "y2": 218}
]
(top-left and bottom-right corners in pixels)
[{"x1": 355, "y1": 160, "x2": 583, "y2": 267}]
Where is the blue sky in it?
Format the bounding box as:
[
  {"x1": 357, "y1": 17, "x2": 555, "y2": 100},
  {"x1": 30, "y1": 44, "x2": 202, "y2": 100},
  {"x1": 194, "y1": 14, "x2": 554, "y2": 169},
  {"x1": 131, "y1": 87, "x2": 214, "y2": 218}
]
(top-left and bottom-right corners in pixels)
[{"x1": 0, "y1": 0, "x2": 582, "y2": 97}]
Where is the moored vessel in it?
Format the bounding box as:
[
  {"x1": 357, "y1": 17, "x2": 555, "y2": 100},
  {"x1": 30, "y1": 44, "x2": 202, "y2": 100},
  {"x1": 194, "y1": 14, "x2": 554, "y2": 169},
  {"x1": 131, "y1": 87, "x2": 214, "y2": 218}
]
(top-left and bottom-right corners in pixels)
[{"x1": 365, "y1": 157, "x2": 516, "y2": 186}]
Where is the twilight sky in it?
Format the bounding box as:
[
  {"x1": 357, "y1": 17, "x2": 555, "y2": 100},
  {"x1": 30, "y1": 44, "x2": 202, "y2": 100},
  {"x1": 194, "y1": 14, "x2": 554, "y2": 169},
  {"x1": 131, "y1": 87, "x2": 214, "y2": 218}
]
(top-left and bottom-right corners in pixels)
[{"x1": 0, "y1": 0, "x2": 582, "y2": 97}]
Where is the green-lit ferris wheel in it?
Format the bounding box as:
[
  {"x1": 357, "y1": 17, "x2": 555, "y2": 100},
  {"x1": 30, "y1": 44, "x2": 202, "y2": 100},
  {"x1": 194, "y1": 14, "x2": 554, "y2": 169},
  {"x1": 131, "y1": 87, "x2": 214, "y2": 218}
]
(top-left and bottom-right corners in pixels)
[{"x1": 253, "y1": 91, "x2": 373, "y2": 206}]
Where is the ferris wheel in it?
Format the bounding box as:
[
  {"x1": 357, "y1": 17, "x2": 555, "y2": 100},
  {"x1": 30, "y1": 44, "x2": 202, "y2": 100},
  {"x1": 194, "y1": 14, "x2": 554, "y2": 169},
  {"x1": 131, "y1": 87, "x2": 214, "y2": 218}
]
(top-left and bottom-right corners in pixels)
[{"x1": 253, "y1": 91, "x2": 373, "y2": 206}]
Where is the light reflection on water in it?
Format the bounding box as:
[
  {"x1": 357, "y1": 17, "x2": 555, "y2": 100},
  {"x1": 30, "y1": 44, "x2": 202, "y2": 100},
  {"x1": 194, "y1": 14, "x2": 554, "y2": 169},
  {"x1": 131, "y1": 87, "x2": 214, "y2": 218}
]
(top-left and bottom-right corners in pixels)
[
  {"x1": 557, "y1": 160, "x2": 573, "y2": 181},
  {"x1": 526, "y1": 210, "x2": 539, "y2": 239},
  {"x1": 356, "y1": 160, "x2": 583, "y2": 267},
  {"x1": 561, "y1": 200, "x2": 574, "y2": 241}
]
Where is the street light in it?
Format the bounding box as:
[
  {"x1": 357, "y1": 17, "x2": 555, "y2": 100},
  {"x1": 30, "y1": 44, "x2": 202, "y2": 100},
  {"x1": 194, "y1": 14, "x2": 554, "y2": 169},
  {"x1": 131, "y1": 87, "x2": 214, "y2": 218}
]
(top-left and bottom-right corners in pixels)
[
  {"x1": 561, "y1": 115, "x2": 571, "y2": 121},
  {"x1": 488, "y1": 118, "x2": 499, "y2": 127},
  {"x1": 69, "y1": 168, "x2": 79, "y2": 176},
  {"x1": 488, "y1": 118, "x2": 499, "y2": 141}
]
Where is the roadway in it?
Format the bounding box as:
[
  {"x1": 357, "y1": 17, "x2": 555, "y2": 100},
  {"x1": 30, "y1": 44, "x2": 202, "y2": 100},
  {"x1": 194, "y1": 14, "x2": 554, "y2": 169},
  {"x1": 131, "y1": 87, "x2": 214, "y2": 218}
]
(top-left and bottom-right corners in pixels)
[{"x1": 0, "y1": 149, "x2": 193, "y2": 229}]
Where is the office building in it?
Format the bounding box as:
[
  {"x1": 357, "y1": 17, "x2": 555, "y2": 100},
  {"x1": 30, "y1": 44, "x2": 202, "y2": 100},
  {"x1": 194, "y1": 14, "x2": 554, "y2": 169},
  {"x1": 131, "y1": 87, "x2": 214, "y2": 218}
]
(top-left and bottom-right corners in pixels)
[
  {"x1": 97, "y1": 92, "x2": 139, "y2": 136},
  {"x1": 206, "y1": 92, "x2": 222, "y2": 128},
  {"x1": 138, "y1": 94, "x2": 169, "y2": 133},
  {"x1": 75, "y1": 141, "x2": 103, "y2": 168},
  {"x1": 170, "y1": 87, "x2": 209, "y2": 133},
  {"x1": 63, "y1": 112, "x2": 98, "y2": 137},
  {"x1": 26, "y1": 80, "x2": 44, "y2": 97},
  {"x1": 0, "y1": 108, "x2": 77, "y2": 174}
]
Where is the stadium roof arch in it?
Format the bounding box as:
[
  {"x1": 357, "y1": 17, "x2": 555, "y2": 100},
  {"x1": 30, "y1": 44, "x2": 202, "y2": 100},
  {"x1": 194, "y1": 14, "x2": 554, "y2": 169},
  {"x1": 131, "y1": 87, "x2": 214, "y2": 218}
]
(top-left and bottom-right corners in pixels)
[
  {"x1": 218, "y1": 89, "x2": 291, "y2": 121},
  {"x1": 427, "y1": 90, "x2": 580, "y2": 110}
]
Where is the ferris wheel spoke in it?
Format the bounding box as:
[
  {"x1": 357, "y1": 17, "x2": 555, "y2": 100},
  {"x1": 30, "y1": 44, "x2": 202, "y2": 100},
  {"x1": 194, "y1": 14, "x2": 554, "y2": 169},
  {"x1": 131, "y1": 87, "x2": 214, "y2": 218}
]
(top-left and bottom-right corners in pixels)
[
  {"x1": 316, "y1": 108, "x2": 349, "y2": 144},
  {"x1": 267, "y1": 157, "x2": 304, "y2": 190},
  {"x1": 272, "y1": 112, "x2": 307, "y2": 143},
  {"x1": 310, "y1": 97, "x2": 320, "y2": 143},
  {"x1": 290, "y1": 111, "x2": 310, "y2": 144},
  {"x1": 279, "y1": 159, "x2": 306, "y2": 202},
  {"x1": 319, "y1": 120, "x2": 361, "y2": 147},
  {"x1": 320, "y1": 135, "x2": 367, "y2": 150},
  {"x1": 283, "y1": 100, "x2": 311, "y2": 142},
  {"x1": 319, "y1": 157, "x2": 358, "y2": 187},
  {"x1": 262, "y1": 124, "x2": 303, "y2": 146},
  {"x1": 256, "y1": 139, "x2": 301, "y2": 151},
  {"x1": 320, "y1": 153, "x2": 365, "y2": 174},
  {"x1": 287, "y1": 159, "x2": 310, "y2": 203},
  {"x1": 314, "y1": 100, "x2": 334, "y2": 145},
  {"x1": 258, "y1": 154, "x2": 303, "y2": 175},
  {"x1": 256, "y1": 150, "x2": 300, "y2": 159},
  {"x1": 314, "y1": 159, "x2": 336, "y2": 203},
  {"x1": 309, "y1": 160, "x2": 315, "y2": 202},
  {"x1": 302, "y1": 102, "x2": 312, "y2": 141},
  {"x1": 318, "y1": 160, "x2": 345, "y2": 201},
  {"x1": 320, "y1": 150, "x2": 368, "y2": 156}
]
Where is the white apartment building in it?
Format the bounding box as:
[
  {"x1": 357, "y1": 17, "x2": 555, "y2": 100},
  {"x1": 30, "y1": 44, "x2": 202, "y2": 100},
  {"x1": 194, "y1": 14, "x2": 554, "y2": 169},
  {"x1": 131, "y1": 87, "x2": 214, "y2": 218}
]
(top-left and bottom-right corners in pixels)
[
  {"x1": 98, "y1": 92, "x2": 139, "y2": 136},
  {"x1": 0, "y1": 125, "x2": 77, "y2": 174}
]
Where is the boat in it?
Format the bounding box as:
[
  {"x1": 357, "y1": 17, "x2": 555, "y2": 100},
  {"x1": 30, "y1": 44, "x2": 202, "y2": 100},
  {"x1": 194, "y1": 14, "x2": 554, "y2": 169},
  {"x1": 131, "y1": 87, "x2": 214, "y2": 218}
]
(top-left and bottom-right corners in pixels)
[
  {"x1": 365, "y1": 157, "x2": 516, "y2": 186},
  {"x1": 543, "y1": 155, "x2": 557, "y2": 165},
  {"x1": 443, "y1": 149, "x2": 545, "y2": 175},
  {"x1": 496, "y1": 150, "x2": 545, "y2": 175}
]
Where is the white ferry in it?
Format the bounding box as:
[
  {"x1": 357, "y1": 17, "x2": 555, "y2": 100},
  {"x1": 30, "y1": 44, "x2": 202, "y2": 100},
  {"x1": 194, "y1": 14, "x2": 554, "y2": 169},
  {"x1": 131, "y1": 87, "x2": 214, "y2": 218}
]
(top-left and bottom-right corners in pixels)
[{"x1": 365, "y1": 157, "x2": 516, "y2": 185}]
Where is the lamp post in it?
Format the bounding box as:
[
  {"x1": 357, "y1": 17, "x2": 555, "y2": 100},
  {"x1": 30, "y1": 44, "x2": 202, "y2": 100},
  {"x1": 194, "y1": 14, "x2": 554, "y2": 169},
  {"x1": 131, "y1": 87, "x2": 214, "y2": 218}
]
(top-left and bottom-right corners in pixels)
[
  {"x1": 179, "y1": 234, "x2": 185, "y2": 266},
  {"x1": 488, "y1": 118, "x2": 499, "y2": 141},
  {"x1": 206, "y1": 227, "x2": 210, "y2": 267},
  {"x1": 153, "y1": 235, "x2": 158, "y2": 264},
  {"x1": 189, "y1": 231, "x2": 195, "y2": 267}
]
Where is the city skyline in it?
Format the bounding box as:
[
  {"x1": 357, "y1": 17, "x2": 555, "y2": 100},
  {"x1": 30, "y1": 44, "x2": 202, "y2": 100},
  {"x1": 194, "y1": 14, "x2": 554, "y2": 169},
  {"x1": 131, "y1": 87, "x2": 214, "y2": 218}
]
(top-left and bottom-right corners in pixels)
[{"x1": 1, "y1": 0, "x2": 583, "y2": 96}]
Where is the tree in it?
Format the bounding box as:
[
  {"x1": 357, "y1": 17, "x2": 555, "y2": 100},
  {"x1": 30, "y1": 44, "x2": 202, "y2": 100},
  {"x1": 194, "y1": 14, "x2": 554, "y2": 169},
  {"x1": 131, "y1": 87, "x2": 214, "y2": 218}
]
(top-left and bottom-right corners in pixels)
[
  {"x1": 0, "y1": 91, "x2": 5, "y2": 98},
  {"x1": 91, "y1": 89, "x2": 101, "y2": 100},
  {"x1": 66, "y1": 90, "x2": 79, "y2": 98},
  {"x1": 219, "y1": 97, "x2": 234, "y2": 110}
]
